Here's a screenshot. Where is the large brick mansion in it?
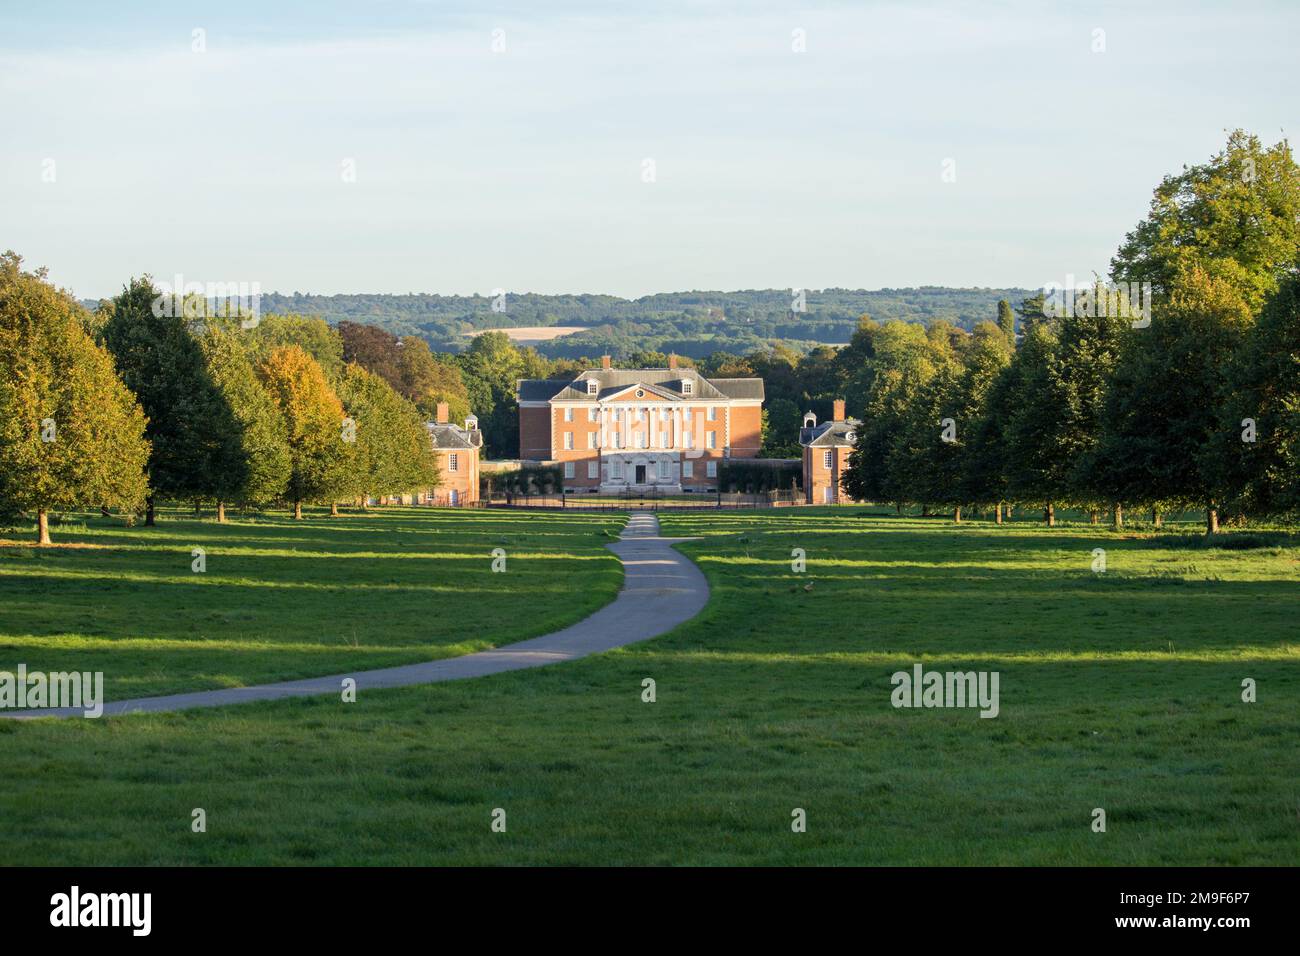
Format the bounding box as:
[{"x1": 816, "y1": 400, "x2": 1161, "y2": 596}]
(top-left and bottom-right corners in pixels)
[{"x1": 517, "y1": 356, "x2": 764, "y2": 493}]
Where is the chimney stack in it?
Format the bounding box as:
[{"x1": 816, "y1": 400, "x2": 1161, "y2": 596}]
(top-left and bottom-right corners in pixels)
[
  {"x1": 601, "y1": 354, "x2": 612, "y2": 370},
  {"x1": 668, "y1": 353, "x2": 678, "y2": 371},
  {"x1": 435, "y1": 402, "x2": 449, "y2": 424},
  {"x1": 833, "y1": 399, "x2": 846, "y2": 421}
]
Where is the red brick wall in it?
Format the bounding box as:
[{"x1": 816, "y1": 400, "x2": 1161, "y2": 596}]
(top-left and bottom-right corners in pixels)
[
  {"x1": 803, "y1": 445, "x2": 854, "y2": 504},
  {"x1": 679, "y1": 450, "x2": 725, "y2": 488},
  {"x1": 519, "y1": 406, "x2": 552, "y2": 460},
  {"x1": 728, "y1": 405, "x2": 762, "y2": 458},
  {"x1": 429, "y1": 448, "x2": 479, "y2": 505},
  {"x1": 552, "y1": 407, "x2": 602, "y2": 486},
  {"x1": 520, "y1": 396, "x2": 766, "y2": 485}
]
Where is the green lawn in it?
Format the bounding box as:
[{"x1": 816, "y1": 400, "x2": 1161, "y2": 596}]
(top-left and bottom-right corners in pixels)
[
  {"x1": 2, "y1": 507, "x2": 1298, "y2": 865},
  {"x1": 0, "y1": 507, "x2": 625, "y2": 697}
]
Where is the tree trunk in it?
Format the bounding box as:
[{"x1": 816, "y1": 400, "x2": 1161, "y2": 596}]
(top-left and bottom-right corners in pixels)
[
  {"x1": 1112, "y1": 502, "x2": 1123, "y2": 529},
  {"x1": 36, "y1": 509, "x2": 51, "y2": 546},
  {"x1": 330, "y1": 502, "x2": 339, "y2": 517},
  {"x1": 216, "y1": 501, "x2": 226, "y2": 523},
  {"x1": 895, "y1": 502, "x2": 902, "y2": 515},
  {"x1": 1089, "y1": 510, "x2": 1098, "y2": 525},
  {"x1": 145, "y1": 496, "x2": 156, "y2": 526},
  {"x1": 1152, "y1": 507, "x2": 1162, "y2": 528},
  {"x1": 194, "y1": 499, "x2": 202, "y2": 517},
  {"x1": 995, "y1": 502, "x2": 1003, "y2": 524},
  {"x1": 100, "y1": 504, "x2": 110, "y2": 517},
  {"x1": 1206, "y1": 507, "x2": 1219, "y2": 535},
  {"x1": 1045, "y1": 503, "x2": 1055, "y2": 527},
  {"x1": 953, "y1": 506, "x2": 962, "y2": 524},
  {"x1": 922, "y1": 504, "x2": 930, "y2": 517},
  {"x1": 293, "y1": 500, "x2": 303, "y2": 520}
]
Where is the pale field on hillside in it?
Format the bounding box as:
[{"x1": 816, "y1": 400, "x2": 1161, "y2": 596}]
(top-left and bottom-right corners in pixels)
[{"x1": 466, "y1": 326, "x2": 587, "y2": 342}]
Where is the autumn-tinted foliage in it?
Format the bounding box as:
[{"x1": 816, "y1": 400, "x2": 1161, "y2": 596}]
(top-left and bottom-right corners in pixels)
[
  {"x1": 258, "y1": 345, "x2": 351, "y2": 518},
  {"x1": 0, "y1": 252, "x2": 149, "y2": 543}
]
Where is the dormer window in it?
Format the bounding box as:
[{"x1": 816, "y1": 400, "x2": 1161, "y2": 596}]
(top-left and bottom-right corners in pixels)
[
  {"x1": 682, "y1": 380, "x2": 693, "y2": 396},
  {"x1": 586, "y1": 380, "x2": 598, "y2": 396}
]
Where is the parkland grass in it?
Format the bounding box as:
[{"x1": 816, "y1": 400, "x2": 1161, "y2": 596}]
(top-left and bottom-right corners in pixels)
[
  {"x1": 0, "y1": 507, "x2": 625, "y2": 697},
  {"x1": 2, "y1": 507, "x2": 1297, "y2": 865}
]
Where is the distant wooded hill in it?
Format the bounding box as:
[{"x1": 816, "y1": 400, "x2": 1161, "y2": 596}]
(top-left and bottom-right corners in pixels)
[{"x1": 84, "y1": 287, "x2": 1033, "y2": 359}]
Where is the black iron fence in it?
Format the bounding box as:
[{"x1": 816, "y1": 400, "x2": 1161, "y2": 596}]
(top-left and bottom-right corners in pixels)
[{"x1": 475, "y1": 489, "x2": 805, "y2": 511}]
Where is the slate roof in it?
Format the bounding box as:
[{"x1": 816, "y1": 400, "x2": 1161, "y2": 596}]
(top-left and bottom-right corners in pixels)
[
  {"x1": 517, "y1": 368, "x2": 764, "y2": 403},
  {"x1": 800, "y1": 417, "x2": 862, "y2": 448},
  {"x1": 427, "y1": 422, "x2": 483, "y2": 450}
]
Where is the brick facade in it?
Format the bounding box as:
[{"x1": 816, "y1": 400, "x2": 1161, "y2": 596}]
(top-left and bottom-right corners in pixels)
[
  {"x1": 424, "y1": 404, "x2": 482, "y2": 506},
  {"x1": 799, "y1": 400, "x2": 860, "y2": 504},
  {"x1": 517, "y1": 357, "x2": 764, "y2": 494}
]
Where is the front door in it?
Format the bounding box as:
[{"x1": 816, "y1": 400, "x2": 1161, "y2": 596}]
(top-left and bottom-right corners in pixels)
[
  {"x1": 823, "y1": 485, "x2": 833, "y2": 504},
  {"x1": 635, "y1": 464, "x2": 646, "y2": 484},
  {"x1": 449, "y1": 489, "x2": 458, "y2": 506}
]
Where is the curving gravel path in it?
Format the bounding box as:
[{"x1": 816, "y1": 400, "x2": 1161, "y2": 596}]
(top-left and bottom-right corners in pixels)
[{"x1": 2, "y1": 511, "x2": 708, "y2": 720}]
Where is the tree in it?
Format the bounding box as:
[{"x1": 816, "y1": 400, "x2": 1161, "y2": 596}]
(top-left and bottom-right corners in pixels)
[
  {"x1": 1000, "y1": 321, "x2": 1070, "y2": 524},
  {"x1": 247, "y1": 314, "x2": 345, "y2": 379},
  {"x1": 197, "y1": 321, "x2": 291, "y2": 519},
  {"x1": 884, "y1": 322, "x2": 965, "y2": 514},
  {"x1": 0, "y1": 252, "x2": 150, "y2": 543},
  {"x1": 457, "y1": 331, "x2": 527, "y2": 457},
  {"x1": 763, "y1": 397, "x2": 802, "y2": 455},
  {"x1": 626, "y1": 349, "x2": 696, "y2": 369},
  {"x1": 949, "y1": 322, "x2": 1013, "y2": 519},
  {"x1": 1095, "y1": 266, "x2": 1254, "y2": 532},
  {"x1": 744, "y1": 345, "x2": 801, "y2": 402},
  {"x1": 259, "y1": 346, "x2": 351, "y2": 518},
  {"x1": 1206, "y1": 275, "x2": 1300, "y2": 518},
  {"x1": 831, "y1": 317, "x2": 879, "y2": 412},
  {"x1": 996, "y1": 299, "x2": 1016, "y2": 348},
  {"x1": 335, "y1": 363, "x2": 438, "y2": 505},
  {"x1": 1111, "y1": 130, "x2": 1300, "y2": 313},
  {"x1": 1099, "y1": 131, "x2": 1298, "y2": 533},
  {"x1": 962, "y1": 345, "x2": 1019, "y2": 522},
  {"x1": 397, "y1": 337, "x2": 469, "y2": 421},
  {"x1": 339, "y1": 321, "x2": 402, "y2": 384},
  {"x1": 101, "y1": 278, "x2": 242, "y2": 524},
  {"x1": 842, "y1": 321, "x2": 936, "y2": 505},
  {"x1": 1051, "y1": 282, "x2": 1131, "y2": 524}
]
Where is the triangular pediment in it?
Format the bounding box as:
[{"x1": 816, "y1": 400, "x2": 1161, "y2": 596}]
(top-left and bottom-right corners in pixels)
[{"x1": 601, "y1": 382, "x2": 681, "y2": 403}]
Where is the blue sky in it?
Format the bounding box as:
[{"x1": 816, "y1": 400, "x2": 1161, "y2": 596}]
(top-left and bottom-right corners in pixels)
[{"x1": 2, "y1": 0, "x2": 1295, "y2": 300}]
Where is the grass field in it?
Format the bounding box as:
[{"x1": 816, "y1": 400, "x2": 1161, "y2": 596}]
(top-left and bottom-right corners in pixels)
[
  {"x1": 0, "y1": 507, "x2": 624, "y2": 697},
  {"x1": 2, "y1": 507, "x2": 1298, "y2": 865}
]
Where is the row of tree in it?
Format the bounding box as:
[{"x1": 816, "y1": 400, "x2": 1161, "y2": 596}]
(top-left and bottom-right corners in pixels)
[
  {"x1": 0, "y1": 263, "x2": 439, "y2": 542},
  {"x1": 5, "y1": 129, "x2": 1293, "y2": 540},
  {"x1": 841, "y1": 131, "x2": 1300, "y2": 532},
  {"x1": 251, "y1": 287, "x2": 1024, "y2": 358},
  {"x1": 319, "y1": 301, "x2": 923, "y2": 463}
]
